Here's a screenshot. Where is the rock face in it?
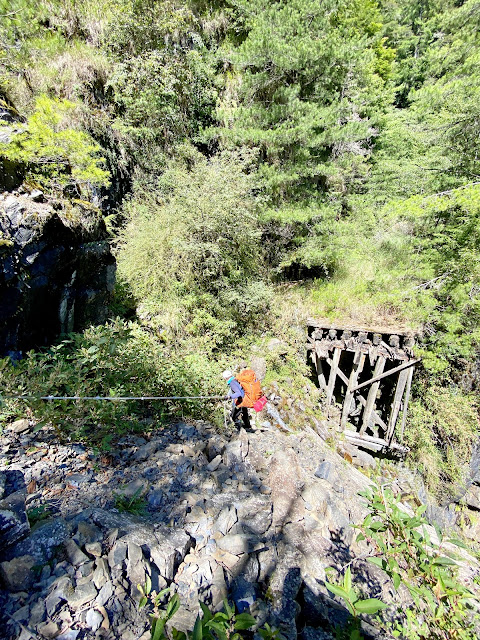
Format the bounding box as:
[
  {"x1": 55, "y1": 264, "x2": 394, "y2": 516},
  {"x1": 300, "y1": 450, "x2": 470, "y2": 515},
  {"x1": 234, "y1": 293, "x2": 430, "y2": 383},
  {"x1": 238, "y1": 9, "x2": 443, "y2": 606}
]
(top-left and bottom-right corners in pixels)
[
  {"x1": 1, "y1": 419, "x2": 479, "y2": 640},
  {"x1": 0, "y1": 471, "x2": 30, "y2": 550},
  {"x1": 0, "y1": 192, "x2": 116, "y2": 357}
]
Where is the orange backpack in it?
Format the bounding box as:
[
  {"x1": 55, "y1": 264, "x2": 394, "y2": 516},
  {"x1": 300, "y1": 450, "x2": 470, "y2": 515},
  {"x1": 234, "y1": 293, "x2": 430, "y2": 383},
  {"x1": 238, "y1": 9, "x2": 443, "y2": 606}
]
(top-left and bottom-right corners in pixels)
[{"x1": 235, "y1": 369, "x2": 262, "y2": 408}]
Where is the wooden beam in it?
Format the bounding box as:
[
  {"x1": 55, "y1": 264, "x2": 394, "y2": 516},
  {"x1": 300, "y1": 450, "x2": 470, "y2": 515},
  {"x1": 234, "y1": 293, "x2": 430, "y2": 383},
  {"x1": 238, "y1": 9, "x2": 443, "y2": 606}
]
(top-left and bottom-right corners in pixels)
[
  {"x1": 316, "y1": 353, "x2": 328, "y2": 392},
  {"x1": 399, "y1": 366, "x2": 414, "y2": 442},
  {"x1": 351, "y1": 358, "x2": 421, "y2": 393},
  {"x1": 344, "y1": 436, "x2": 384, "y2": 452},
  {"x1": 327, "y1": 357, "x2": 387, "y2": 430},
  {"x1": 386, "y1": 369, "x2": 409, "y2": 444},
  {"x1": 341, "y1": 352, "x2": 366, "y2": 429},
  {"x1": 344, "y1": 430, "x2": 409, "y2": 454},
  {"x1": 359, "y1": 355, "x2": 386, "y2": 435},
  {"x1": 326, "y1": 347, "x2": 341, "y2": 405}
]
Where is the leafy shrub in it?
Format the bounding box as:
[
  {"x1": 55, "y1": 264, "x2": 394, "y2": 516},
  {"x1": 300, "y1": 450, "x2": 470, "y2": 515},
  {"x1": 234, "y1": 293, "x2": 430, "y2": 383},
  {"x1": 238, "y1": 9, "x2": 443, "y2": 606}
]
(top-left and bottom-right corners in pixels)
[
  {"x1": 138, "y1": 584, "x2": 282, "y2": 640},
  {"x1": 108, "y1": 48, "x2": 216, "y2": 174},
  {"x1": 113, "y1": 487, "x2": 147, "y2": 515},
  {"x1": 0, "y1": 95, "x2": 110, "y2": 196},
  {"x1": 116, "y1": 148, "x2": 272, "y2": 345},
  {"x1": 356, "y1": 484, "x2": 479, "y2": 639},
  {"x1": 0, "y1": 319, "x2": 226, "y2": 445},
  {"x1": 405, "y1": 385, "x2": 478, "y2": 502}
]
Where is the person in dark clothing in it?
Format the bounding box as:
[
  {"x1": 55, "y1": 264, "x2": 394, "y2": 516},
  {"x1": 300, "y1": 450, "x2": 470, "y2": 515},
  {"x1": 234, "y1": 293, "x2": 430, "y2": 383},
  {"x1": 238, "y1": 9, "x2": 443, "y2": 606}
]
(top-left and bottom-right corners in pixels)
[{"x1": 222, "y1": 370, "x2": 251, "y2": 429}]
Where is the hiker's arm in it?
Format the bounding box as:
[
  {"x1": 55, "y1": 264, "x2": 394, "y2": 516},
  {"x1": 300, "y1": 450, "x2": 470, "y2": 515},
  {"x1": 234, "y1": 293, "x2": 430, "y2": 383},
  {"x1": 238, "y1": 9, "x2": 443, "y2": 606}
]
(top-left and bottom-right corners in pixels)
[{"x1": 228, "y1": 379, "x2": 244, "y2": 400}]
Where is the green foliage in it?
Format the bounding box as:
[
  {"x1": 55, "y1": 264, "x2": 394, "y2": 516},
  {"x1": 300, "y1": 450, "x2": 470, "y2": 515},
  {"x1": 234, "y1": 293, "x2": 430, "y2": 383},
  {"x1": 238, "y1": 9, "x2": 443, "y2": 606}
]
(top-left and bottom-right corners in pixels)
[
  {"x1": 325, "y1": 565, "x2": 387, "y2": 639},
  {"x1": 356, "y1": 484, "x2": 479, "y2": 639},
  {"x1": 207, "y1": 0, "x2": 394, "y2": 203},
  {"x1": 27, "y1": 504, "x2": 53, "y2": 526},
  {"x1": 108, "y1": 46, "x2": 216, "y2": 177},
  {"x1": 0, "y1": 95, "x2": 110, "y2": 195},
  {"x1": 0, "y1": 0, "x2": 479, "y2": 566},
  {"x1": 0, "y1": 319, "x2": 226, "y2": 444},
  {"x1": 116, "y1": 148, "x2": 272, "y2": 346},
  {"x1": 405, "y1": 386, "x2": 478, "y2": 501},
  {"x1": 138, "y1": 587, "x2": 280, "y2": 640},
  {"x1": 113, "y1": 486, "x2": 147, "y2": 515}
]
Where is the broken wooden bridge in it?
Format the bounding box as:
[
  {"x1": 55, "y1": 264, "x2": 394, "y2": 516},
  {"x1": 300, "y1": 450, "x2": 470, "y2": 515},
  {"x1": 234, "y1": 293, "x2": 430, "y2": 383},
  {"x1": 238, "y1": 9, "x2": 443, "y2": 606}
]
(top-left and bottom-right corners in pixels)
[{"x1": 307, "y1": 320, "x2": 420, "y2": 455}]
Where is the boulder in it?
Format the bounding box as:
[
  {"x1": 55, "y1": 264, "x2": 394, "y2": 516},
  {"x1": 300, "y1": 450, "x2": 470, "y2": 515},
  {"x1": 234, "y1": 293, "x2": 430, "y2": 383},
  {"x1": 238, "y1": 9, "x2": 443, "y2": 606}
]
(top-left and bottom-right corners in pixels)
[
  {"x1": 464, "y1": 485, "x2": 480, "y2": 510},
  {"x1": 5, "y1": 518, "x2": 71, "y2": 565},
  {"x1": 0, "y1": 554, "x2": 36, "y2": 591},
  {"x1": 268, "y1": 449, "x2": 304, "y2": 530},
  {"x1": 6, "y1": 418, "x2": 30, "y2": 434},
  {"x1": 0, "y1": 484, "x2": 30, "y2": 550},
  {"x1": 0, "y1": 194, "x2": 115, "y2": 357}
]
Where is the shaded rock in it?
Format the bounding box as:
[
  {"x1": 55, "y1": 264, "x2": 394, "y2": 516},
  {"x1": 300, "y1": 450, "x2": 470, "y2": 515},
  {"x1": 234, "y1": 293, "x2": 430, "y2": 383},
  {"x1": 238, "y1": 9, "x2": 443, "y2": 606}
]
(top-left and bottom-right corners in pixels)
[
  {"x1": 0, "y1": 194, "x2": 115, "y2": 358},
  {"x1": 126, "y1": 541, "x2": 148, "y2": 600},
  {"x1": 342, "y1": 444, "x2": 376, "y2": 470},
  {"x1": 148, "y1": 489, "x2": 165, "y2": 509},
  {"x1": 68, "y1": 581, "x2": 97, "y2": 609},
  {"x1": 64, "y1": 539, "x2": 89, "y2": 565},
  {"x1": 268, "y1": 547, "x2": 303, "y2": 640},
  {"x1": 232, "y1": 576, "x2": 257, "y2": 613},
  {"x1": 5, "y1": 518, "x2": 71, "y2": 564},
  {"x1": 169, "y1": 607, "x2": 198, "y2": 633},
  {"x1": 108, "y1": 540, "x2": 127, "y2": 571},
  {"x1": 301, "y1": 583, "x2": 349, "y2": 630},
  {"x1": 300, "y1": 627, "x2": 335, "y2": 640},
  {"x1": 217, "y1": 534, "x2": 249, "y2": 556},
  {"x1": 0, "y1": 554, "x2": 35, "y2": 591},
  {"x1": 74, "y1": 520, "x2": 102, "y2": 546},
  {"x1": 0, "y1": 487, "x2": 30, "y2": 549},
  {"x1": 214, "y1": 506, "x2": 237, "y2": 535},
  {"x1": 132, "y1": 441, "x2": 158, "y2": 462},
  {"x1": 212, "y1": 548, "x2": 241, "y2": 573},
  {"x1": 207, "y1": 455, "x2": 222, "y2": 472},
  {"x1": 56, "y1": 631, "x2": 80, "y2": 640},
  {"x1": 269, "y1": 449, "x2": 303, "y2": 530},
  {"x1": 10, "y1": 603, "x2": 30, "y2": 623},
  {"x1": 96, "y1": 581, "x2": 114, "y2": 607},
  {"x1": 250, "y1": 356, "x2": 267, "y2": 381},
  {"x1": 92, "y1": 557, "x2": 110, "y2": 589},
  {"x1": 314, "y1": 461, "x2": 338, "y2": 484},
  {"x1": 85, "y1": 541, "x2": 102, "y2": 557},
  {"x1": 208, "y1": 561, "x2": 227, "y2": 610},
  {"x1": 223, "y1": 441, "x2": 244, "y2": 468},
  {"x1": 66, "y1": 473, "x2": 92, "y2": 488},
  {"x1": 149, "y1": 529, "x2": 191, "y2": 581},
  {"x1": 206, "y1": 437, "x2": 225, "y2": 462},
  {"x1": 38, "y1": 620, "x2": 60, "y2": 639},
  {"x1": 30, "y1": 597, "x2": 46, "y2": 625},
  {"x1": 464, "y1": 485, "x2": 480, "y2": 510}
]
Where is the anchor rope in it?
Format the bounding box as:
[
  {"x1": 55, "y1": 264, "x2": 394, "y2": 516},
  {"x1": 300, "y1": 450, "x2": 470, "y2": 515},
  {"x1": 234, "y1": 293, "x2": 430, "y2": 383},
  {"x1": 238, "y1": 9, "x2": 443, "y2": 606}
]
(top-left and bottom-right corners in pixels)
[{"x1": 0, "y1": 394, "x2": 228, "y2": 401}]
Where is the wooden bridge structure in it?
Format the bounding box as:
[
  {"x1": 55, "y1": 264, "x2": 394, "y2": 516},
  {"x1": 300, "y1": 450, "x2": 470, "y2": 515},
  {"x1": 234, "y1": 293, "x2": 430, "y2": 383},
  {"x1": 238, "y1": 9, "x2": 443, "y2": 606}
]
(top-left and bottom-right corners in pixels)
[{"x1": 307, "y1": 319, "x2": 420, "y2": 454}]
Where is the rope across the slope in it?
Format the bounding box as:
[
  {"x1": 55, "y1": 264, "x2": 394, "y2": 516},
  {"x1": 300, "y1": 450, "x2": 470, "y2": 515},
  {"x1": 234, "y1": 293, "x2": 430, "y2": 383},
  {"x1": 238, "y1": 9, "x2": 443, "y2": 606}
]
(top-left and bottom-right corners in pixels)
[{"x1": 0, "y1": 395, "x2": 227, "y2": 401}]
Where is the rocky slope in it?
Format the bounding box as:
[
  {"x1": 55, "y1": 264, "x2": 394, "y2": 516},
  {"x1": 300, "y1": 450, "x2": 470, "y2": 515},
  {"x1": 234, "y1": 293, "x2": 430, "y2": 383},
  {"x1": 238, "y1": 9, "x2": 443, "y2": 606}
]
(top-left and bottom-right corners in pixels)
[{"x1": 2, "y1": 415, "x2": 479, "y2": 640}]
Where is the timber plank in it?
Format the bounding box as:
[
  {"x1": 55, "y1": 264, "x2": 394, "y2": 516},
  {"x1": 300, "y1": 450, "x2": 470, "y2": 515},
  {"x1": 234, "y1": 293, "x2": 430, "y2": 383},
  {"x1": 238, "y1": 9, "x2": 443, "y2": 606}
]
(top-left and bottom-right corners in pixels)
[
  {"x1": 386, "y1": 368, "x2": 409, "y2": 444},
  {"x1": 326, "y1": 347, "x2": 341, "y2": 405},
  {"x1": 352, "y1": 358, "x2": 421, "y2": 393},
  {"x1": 341, "y1": 352, "x2": 366, "y2": 429},
  {"x1": 359, "y1": 356, "x2": 386, "y2": 435}
]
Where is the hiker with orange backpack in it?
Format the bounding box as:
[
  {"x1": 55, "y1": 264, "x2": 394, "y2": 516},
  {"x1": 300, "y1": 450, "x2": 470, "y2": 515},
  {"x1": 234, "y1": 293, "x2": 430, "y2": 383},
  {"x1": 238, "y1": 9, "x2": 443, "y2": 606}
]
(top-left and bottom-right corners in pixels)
[{"x1": 222, "y1": 369, "x2": 266, "y2": 429}]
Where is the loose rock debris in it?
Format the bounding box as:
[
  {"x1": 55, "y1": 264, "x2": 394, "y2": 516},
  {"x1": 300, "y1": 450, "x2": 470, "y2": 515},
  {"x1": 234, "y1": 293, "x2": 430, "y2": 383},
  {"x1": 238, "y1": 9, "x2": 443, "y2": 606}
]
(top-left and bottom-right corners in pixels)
[{"x1": 1, "y1": 419, "x2": 478, "y2": 640}]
